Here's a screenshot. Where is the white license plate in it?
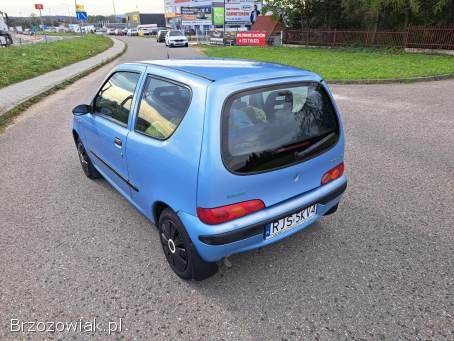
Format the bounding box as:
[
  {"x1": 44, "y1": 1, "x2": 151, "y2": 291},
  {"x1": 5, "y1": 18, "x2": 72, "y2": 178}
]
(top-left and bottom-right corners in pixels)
[{"x1": 265, "y1": 204, "x2": 317, "y2": 240}]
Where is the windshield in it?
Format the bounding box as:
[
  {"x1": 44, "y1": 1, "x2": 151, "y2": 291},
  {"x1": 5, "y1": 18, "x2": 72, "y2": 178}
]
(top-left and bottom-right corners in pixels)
[
  {"x1": 169, "y1": 31, "x2": 183, "y2": 36},
  {"x1": 222, "y1": 82, "x2": 339, "y2": 174}
]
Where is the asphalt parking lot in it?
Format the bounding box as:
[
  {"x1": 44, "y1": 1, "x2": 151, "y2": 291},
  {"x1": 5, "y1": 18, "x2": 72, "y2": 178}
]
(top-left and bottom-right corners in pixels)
[{"x1": 0, "y1": 37, "x2": 453, "y2": 340}]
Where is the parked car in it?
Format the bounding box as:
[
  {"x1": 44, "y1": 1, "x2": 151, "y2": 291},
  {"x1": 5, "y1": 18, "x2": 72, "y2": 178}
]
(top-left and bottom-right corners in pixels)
[
  {"x1": 152, "y1": 27, "x2": 166, "y2": 36},
  {"x1": 0, "y1": 30, "x2": 12, "y2": 47},
  {"x1": 184, "y1": 28, "x2": 196, "y2": 36},
  {"x1": 71, "y1": 59, "x2": 347, "y2": 280},
  {"x1": 114, "y1": 29, "x2": 124, "y2": 36},
  {"x1": 157, "y1": 29, "x2": 167, "y2": 42},
  {"x1": 138, "y1": 27, "x2": 154, "y2": 36},
  {"x1": 165, "y1": 30, "x2": 188, "y2": 47},
  {"x1": 106, "y1": 28, "x2": 115, "y2": 35},
  {"x1": 127, "y1": 28, "x2": 138, "y2": 36}
]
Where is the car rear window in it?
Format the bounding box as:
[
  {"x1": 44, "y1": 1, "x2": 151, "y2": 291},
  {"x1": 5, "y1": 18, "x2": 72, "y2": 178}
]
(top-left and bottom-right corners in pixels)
[{"x1": 222, "y1": 82, "x2": 339, "y2": 174}]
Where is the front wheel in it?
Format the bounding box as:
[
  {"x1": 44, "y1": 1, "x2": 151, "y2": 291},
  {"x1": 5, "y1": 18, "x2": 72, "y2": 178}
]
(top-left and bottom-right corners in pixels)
[
  {"x1": 76, "y1": 139, "x2": 100, "y2": 179},
  {"x1": 158, "y1": 208, "x2": 218, "y2": 280}
]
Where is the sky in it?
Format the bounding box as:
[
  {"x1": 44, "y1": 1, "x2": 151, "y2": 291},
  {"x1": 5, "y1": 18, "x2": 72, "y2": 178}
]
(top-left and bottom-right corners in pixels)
[{"x1": 2, "y1": 0, "x2": 165, "y2": 17}]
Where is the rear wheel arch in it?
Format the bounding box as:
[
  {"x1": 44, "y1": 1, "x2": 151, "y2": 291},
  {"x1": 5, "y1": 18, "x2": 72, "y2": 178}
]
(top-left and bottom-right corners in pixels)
[{"x1": 153, "y1": 201, "x2": 172, "y2": 225}]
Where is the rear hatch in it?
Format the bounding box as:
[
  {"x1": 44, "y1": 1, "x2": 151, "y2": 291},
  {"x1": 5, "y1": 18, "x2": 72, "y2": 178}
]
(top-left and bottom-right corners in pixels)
[{"x1": 197, "y1": 81, "x2": 343, "y2": 211}]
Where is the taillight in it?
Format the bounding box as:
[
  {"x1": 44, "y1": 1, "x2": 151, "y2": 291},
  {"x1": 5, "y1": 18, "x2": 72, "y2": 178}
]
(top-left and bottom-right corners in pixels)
[
  {"x1": 197, "y1": 199, "x2": 265, "y2": 225},
  {"x1": 321, "y1": 162, "x2": 345, "y2": 185}
]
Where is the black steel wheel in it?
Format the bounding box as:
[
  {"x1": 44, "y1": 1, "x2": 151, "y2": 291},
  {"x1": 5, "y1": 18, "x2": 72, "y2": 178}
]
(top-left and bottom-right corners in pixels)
[
  {"x1": 158, "y1": 208, "x2": 218, "y2": 280},
  {"x1": 76, "y1": 139, "x2": 100, "y2": 179},
  {"x1": 160, "y1": 219, "x2": 189, "y2": 274}
]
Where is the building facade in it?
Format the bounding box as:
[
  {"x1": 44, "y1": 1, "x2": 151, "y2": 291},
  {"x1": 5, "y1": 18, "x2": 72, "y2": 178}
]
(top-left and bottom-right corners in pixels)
[{"x1": 125, "y1": 11, "x2": 166, "y2": 27}]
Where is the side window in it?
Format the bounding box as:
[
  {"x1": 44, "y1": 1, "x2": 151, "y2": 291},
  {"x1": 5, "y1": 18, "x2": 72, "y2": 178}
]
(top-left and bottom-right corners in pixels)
[
  {"x1": 94, "y1": 71, "x2": 141, "y2": 125},
  {"x1": 135, "y1": 76, "x2": 191, "y2": 140}
]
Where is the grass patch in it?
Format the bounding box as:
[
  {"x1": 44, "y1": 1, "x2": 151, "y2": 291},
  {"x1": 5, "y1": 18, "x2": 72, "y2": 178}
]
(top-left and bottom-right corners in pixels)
[
  {"x1": 0, "y1": 34, "x2": 112, "y2": 88},
  {"x1": 0, "y1": 38, "x2": 127, "y2": 134},
  {"x1": 200, "y1": 46, "x2": 454, "y2": 81}
]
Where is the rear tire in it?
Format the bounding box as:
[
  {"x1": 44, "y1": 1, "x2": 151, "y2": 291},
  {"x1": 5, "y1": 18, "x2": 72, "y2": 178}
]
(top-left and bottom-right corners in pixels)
[
  {"x1": 76, "y1": 139, "x2": 100, "y2": 179},
  {"x1": 158, "y1": 208, "x2": 218, "y2": 280}
]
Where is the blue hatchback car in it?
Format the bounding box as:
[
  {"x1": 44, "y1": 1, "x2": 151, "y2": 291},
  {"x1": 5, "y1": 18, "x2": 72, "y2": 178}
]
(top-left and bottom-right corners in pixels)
[{"x1": 72, "y1": 59, "x2": 347, "y2": 280}]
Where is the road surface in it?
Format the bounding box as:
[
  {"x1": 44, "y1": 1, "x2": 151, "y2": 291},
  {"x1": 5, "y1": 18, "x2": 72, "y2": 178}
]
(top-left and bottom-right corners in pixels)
[{"x1": 0, "y1": 37, "x2": 453, "y2": 340}]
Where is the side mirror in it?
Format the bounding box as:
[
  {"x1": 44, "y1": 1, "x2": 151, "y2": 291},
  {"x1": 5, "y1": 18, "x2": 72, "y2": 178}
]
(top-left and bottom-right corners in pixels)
[{"x1": 72, "y1": 104, "x2": 92, "y2": 116}]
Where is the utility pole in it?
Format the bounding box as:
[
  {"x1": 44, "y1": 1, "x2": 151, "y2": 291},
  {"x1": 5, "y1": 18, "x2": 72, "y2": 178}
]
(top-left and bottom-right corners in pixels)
[
  {"x1": 74, "y1": 0, "x2": 82, "y2": 35},
  {"x1": 112, "y1": 0, "x2": 117, "y2": 23},
  {"x1": 38, "y1": 8, "x2": 47, "y2": 43},
  {"x1": 223, "y1": 0, "x2": 226, "y2": 45}
]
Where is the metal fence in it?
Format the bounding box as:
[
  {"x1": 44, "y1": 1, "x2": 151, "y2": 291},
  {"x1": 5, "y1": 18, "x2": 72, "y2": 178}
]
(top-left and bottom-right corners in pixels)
[{"x1": 284, "y1": 27, "x2": 454, "y2": 50}]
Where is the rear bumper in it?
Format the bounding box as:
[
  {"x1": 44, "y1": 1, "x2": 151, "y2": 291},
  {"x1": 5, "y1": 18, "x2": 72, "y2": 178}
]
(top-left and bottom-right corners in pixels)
[{"x1": 178, "y1": 176, "x2": 347, "y2": 262}]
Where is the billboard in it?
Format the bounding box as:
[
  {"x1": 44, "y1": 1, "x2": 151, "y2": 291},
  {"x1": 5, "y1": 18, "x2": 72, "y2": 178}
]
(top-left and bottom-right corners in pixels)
[
  {"x1": 212, "y1": 7, "x2": 224, "y2": 26},
  {"x1": 75, "y1": 3, "x2": 84, "y2": 12},
  {"x1": 225, "y1": 0, "x2": 261, "y2": 25},
  {"x1": 181, "y1": 6, "x2": 212, "y2": 25}
]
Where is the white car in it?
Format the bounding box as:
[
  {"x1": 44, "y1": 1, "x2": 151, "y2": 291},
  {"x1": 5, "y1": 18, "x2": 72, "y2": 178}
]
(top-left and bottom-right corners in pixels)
[
  {"x1": 165, "y1": 30, "x2": 188, "y2": 47},
  {"x1": 127, "y1": 28, "x2": 138, "y2": 36}
]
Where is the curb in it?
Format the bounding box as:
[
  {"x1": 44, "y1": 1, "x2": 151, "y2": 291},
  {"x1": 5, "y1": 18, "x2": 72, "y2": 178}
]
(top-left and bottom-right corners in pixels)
[
  {"x1": 0, "y1": 37, "x2": 125, "y2": 117},
  {"x1": 328, "y1": 72, "x2": 454, "y2": 84},
  {"x1": 0, "y1": 37, "x2": 127, "y2": 133}
]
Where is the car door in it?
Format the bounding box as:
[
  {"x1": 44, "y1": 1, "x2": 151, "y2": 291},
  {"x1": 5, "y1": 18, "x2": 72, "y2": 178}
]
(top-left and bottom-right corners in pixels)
[
  {"x1": 83, "y1": 70, "x2": 142, "y2": 198},
  {"x1": 125, "y1": 73, "x2": 195, "y2": 218}
]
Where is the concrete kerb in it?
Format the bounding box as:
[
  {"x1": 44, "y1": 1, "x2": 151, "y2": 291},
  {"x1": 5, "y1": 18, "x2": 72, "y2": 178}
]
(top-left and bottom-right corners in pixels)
[{"x1": 0, "y1": 37, "x2": 126, "y2": 117}]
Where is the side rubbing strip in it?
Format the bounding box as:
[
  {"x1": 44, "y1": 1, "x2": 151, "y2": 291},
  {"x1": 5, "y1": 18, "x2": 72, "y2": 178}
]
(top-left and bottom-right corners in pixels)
[{"x1": 90, "y1": 150, "x2": 139, "y2": 192}]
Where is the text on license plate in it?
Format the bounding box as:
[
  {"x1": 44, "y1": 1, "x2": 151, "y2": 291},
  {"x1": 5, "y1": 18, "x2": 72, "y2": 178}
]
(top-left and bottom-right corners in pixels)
[{"x1": 265, "y1": 204, "x2": 317, "y2": 240}]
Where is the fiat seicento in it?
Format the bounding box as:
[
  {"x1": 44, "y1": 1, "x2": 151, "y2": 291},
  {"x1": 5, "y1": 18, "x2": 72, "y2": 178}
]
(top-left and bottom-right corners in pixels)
[{"x1": 72, "y1": 59, "x2": 347, "y2": 280}]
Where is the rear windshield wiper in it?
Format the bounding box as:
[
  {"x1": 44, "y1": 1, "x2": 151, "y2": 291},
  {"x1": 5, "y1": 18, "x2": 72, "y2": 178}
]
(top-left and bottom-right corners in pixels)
[{"x1": 294, "y1": 132, "x2": 336, "y2": 159}]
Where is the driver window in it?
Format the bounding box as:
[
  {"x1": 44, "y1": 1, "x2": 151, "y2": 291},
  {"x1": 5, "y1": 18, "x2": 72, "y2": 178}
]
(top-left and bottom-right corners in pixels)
[{"x1": 94, "y1": 71, "x2": 141, "y2": 125}]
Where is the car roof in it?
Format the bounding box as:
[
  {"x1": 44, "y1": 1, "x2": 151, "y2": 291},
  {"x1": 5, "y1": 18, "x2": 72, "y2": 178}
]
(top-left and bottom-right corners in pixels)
[{"x1": 136, "y1": 58, "x2": 320, "y2": 83}]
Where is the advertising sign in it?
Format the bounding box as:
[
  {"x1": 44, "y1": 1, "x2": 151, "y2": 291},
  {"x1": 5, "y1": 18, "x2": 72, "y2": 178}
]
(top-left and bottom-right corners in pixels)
[
  {"x1": 165, "y1": 6, "x2": 177, "y2": 18},
  {"x1": 75, "y1": 3, "x2": 84, "y2": 12},
  {"x1": 34, "y1": 4, "x2": 44, "y2": 10},
  {"x1": 236, "y1": 31, "x2": 266, "y2": 46},
  {"x1": 181, "y1": 6, "x2": 212, "y2": 25},
  {"x1": 225, "y1": 0, "x2": 261, "y2": 25},
  {"x1": 212, "y1": 7, "x2": 224, "y2": 26},
  {"x1": 209, "y1": 30, "x2": 224, "y2": 44}
]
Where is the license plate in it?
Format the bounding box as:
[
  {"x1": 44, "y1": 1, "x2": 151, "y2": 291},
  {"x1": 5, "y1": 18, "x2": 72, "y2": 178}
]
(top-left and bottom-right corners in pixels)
[{"x1": 265, "y1": 204, "x2": 317, "y2": 240}]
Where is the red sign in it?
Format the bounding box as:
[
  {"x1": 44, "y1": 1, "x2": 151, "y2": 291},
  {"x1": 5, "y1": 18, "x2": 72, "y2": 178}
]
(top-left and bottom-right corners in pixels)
[
  {"x1": 35, "y1": 4, "x2": 44, "y2": 10},
  {"x1": 236, "y1": 31, "x2": 267, "y2": 46}
]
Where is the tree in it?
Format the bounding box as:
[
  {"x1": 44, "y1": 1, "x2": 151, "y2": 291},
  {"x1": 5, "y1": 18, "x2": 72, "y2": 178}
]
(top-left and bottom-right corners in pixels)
[
  {"x1": 263, "y1": 0, "x2": 322, "y2": 28},
  {"x1": 264, "y1": 0, "x2": 451, "y2": 28}
]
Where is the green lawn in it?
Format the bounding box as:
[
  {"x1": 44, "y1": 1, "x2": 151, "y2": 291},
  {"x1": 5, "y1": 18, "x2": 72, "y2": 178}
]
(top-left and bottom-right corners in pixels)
[
  {"x1": 200, "y1": 46, "x2": 454, "y2": 81},
  {"x1": 0, "y1": 35, "x2": 112, "y2": 88}
]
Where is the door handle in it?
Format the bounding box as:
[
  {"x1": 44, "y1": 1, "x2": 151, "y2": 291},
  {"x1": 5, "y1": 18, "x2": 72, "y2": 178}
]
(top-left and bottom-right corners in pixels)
[{"x1": 114, "y1": 137, "x2": 122, "y2": 147}]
